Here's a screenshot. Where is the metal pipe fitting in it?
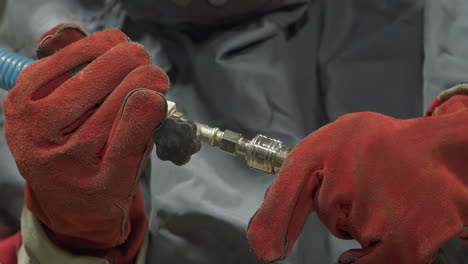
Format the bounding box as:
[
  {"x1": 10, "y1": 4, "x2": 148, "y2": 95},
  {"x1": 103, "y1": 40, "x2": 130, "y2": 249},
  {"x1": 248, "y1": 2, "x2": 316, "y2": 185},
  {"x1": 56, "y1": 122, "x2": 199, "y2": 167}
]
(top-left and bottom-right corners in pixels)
[{"x1": 166, "y1": 102, "x2": 291, "y2": 174}]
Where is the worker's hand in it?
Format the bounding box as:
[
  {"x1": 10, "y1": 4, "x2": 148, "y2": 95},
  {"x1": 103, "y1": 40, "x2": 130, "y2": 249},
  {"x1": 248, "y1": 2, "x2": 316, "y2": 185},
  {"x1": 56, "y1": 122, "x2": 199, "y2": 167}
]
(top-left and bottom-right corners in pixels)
[
  {"x1": 3, "y1": 23, "x2": 169, "y2": 258},
  {"x1": 247, "y1": 86, "x2": 468, "y2": 264}
]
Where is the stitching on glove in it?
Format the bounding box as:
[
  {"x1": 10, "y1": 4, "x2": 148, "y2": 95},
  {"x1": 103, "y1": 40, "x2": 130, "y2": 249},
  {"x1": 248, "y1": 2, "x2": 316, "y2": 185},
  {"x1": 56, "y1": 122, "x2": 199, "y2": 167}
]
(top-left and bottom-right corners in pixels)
[
  {"x1": 128, "y1": 143, "x2": 151, "y2": 201},
  {"x1": 114, "y1": 201, "x2": 128, "y2": 243},
  {"x1": 118, "y1": 89, "x2": 167, "y2": 201},
  {"x1": 281, "y1": 238, "x2": 289, "y2": 261}
]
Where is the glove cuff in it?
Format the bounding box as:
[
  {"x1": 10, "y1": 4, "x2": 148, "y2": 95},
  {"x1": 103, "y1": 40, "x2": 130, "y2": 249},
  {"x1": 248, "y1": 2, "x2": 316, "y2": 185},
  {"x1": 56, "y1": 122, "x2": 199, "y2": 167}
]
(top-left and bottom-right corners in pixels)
[
  {"x1": 19, "y1": 207, "x2": 149, "y2": 263},
  {"x1": 25, "y1": 186, "x2": 148, "y2": 263}
]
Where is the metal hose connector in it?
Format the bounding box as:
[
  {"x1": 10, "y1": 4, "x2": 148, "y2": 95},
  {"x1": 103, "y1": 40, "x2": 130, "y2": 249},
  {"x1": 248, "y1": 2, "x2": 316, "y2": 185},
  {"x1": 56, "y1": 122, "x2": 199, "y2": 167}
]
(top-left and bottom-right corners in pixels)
[
  {"x1": 0, "y1": 48, "x2": 35, "y2": 90},
  {"x1": 194, "y1": 121, "x2": 291, "y2": 174}
]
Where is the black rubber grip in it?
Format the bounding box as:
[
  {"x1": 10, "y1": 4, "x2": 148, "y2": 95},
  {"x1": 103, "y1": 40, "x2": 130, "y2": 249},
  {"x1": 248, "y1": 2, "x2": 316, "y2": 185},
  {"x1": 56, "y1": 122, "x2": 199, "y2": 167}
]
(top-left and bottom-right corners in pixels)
[{"x1": 152, "y1": 116, "x2": 201, "y2": 166}]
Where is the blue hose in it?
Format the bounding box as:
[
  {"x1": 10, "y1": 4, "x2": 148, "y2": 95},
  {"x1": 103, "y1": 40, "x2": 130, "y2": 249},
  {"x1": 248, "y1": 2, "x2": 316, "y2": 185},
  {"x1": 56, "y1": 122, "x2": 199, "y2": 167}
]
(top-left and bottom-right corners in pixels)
[{"x1": 0, "y1": 48, "x2": 35, "y2": 90}]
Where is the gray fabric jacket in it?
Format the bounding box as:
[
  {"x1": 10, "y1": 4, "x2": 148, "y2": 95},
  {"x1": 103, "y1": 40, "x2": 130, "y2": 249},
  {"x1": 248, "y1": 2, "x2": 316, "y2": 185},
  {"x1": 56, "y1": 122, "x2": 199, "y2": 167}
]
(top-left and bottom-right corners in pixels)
[{"x1": 0, "y1": 0, "x2": 467, "y2": 263}]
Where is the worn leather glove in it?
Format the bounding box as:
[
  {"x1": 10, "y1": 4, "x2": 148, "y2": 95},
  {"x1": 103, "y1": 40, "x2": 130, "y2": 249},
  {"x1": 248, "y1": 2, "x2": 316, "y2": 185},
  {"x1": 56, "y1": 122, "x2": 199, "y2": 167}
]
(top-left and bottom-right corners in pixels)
[
  {"x1": 3, "y1": 23, "x2": 169, "y2": 262},
  {"x1": 247, "y1": 85, "x2": 468, "y2": 264}
]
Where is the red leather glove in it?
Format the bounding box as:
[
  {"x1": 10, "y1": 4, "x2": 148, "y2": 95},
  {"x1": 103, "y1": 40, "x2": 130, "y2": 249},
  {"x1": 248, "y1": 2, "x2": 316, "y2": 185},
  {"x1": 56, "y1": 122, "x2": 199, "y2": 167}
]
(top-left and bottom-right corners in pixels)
[
  {"x1": 3, "y1": 23, "x2": 169, "y2": 262},
  {"x1": 247, "y1": 85, "x2": 468, "y2": 264}
]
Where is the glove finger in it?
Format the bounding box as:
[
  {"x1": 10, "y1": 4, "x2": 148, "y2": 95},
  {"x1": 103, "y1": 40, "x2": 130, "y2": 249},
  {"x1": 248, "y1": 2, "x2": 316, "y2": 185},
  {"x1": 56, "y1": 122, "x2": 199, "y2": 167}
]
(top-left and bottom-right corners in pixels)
[
  {"x1": 10, "y1": 28, "x2": 129, "y2": 103},
  {"x1": 23, "y1": 42, "x2": 150, "y2": 144},
  {"x1": 247, "y1": 124, "x2": 333, "y2": 262},
  {"x1": 69, "y1": 65, "x2": 169, "y2": 158},
  {"x1": 35, "y1": 23, "x2": 87, "y2": 59},
  {"x1": 103, "y1": 88, "x2": 166, "y2": 188}
]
